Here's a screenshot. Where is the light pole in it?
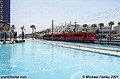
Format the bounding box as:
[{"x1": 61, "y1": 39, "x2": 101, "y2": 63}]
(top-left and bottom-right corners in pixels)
[
  {"x1": 74, "y1": 22, "x2": 76, "y2": 32},
  {"x1": 52, "y1": 20, "x2": 54, "y2": 41}
]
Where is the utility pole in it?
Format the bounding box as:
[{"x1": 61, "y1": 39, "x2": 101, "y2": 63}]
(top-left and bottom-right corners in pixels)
[
  {"x1": 52, "y1": 20, "x2": 54, "y2": 41},
  {"x1": 74, "y1": 22, "x2": 76, "y2": 32}
]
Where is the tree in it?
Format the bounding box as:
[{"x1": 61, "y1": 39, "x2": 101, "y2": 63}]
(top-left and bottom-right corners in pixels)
[
  {"x1": 2, "y1": 24, "x2": 9, "y2": 31},
  {"x1": 46, "y1": 29, "x2": 51, "y2": 34},
  {"x1": 95, "y1": 29, "x2": 100, "y2": 34},
  {"x1": 118, "y1": 22, "x2": 120, "y2": 26},
  {"x1": 91, "y1": 24, "x2": 97, "y2": 32},
  {"x1": 11, "y1": 25, "x2": 16, "y2": 40},
  {"x1": 108, "y1": 21, "x2": 115, "y2": 41},
  {"x1": 30, "y1": 25, "x2": 36, "y2": 39},
  {"x1": 20, "y1": 26, "x2": 25, "y2": 39},
  {"x1": 99, "y1": 23, "x2": 104, "y2": 43},
  {"x1": 11, "y1": 25, "x2": 15, "y2": 31},
  {"x1": 0, "y1": 23, "x2": 4, "y2": 40},
  {"x1": 0, "y1": 23, "x2": 4, "y2": 31},
  {"x1": 83, "y1": 24, "x2": 88, "y2": 32},
  {"x1": 76, "y1": 24, "x2": 80, "y2": 32},
  {"x1": 2, "y1": 24, "x2": 9, "y2": 41}
]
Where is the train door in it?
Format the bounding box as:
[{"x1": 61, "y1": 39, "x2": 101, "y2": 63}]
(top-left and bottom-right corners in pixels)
[
  {"x1": 73, "y1": 34, "x2": 74, "y2": 38},
  {"x1": 84, "y1": 33, "x2": 87, "y2": 38},
  {"x1": 64, "y1": 34, "x2": 66, "y2": 38}
]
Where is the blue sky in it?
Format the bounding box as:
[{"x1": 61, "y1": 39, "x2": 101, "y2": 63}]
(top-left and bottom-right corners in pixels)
[{"x1": 11, "y1": 0, "x2": 120, "y2": 34}]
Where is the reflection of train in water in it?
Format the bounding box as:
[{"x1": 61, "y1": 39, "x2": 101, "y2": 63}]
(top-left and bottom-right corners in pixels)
[{"x1": 43, "y1": 31, "x2": 96, "y2": 42}]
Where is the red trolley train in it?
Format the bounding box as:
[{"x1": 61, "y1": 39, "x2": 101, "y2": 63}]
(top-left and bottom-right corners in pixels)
[{"x1": 43, "y1": 31, "x2": 96, "y2": 42}]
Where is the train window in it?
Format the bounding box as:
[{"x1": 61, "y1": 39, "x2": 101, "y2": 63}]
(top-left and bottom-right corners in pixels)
[
  {"x1": 60, "y1": 35, "x2": 64, "y2": 37},
  {"x1": 88, "y1": 34, "x2": 90, "y2": 37},
  {"x1": 75, "y1": 34, "x2": 77, "y2": 37},
  {"x1": 70, "y1": 34, "x2": 72, "y2": 37},
  {"x1": 91, "y1": 32, "x2": 95, "y2": 37},
  {"x1": 78, "y1": 34, "x2": 80, "y2": 37},
  {"x1": 81, "y1": 34, "x2": 83, "y2": 37},
  {"x1": 67, "y1": 34, "x2": 68, "y2": 37}
]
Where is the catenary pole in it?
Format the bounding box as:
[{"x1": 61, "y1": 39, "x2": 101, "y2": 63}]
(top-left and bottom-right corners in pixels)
[
  {"x1": 75, "y1": 22, "x2": 76, "y2": 32},
  {"x1": 52, "y1": 20, "x2": 54, "y2": 41}
]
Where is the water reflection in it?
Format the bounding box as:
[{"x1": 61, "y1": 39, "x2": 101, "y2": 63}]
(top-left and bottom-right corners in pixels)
[
  {"x1": 51, "y1": 45, "x2": 54, "y2": 63},
  {"x1": 22, "y1": 43, "x2": 24, "y2": 55},
  {"x1": 31, "y1": 42, "x2": 36, "y2": 56},
  {"x1": 0, "y1": 45, "x2": 11, "y2": 75}
]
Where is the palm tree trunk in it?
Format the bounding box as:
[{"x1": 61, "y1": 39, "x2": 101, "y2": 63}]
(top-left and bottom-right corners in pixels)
[
  {"x1": 35, "y1": 29, "x2": 36, "y2": 39},
  {"x1": 32, "y1": 29, "x2": 34, "y2": 40},
  {"x1": 101, "y1": 27, "x2": 102, "y2": 42},
  {"x1": 100, "y1": 27, "x2": 102, "y2": 44},
  {"x1": 94, "y1": 27, "x2": 96, "y2": 33},
  {"x1": 22, "y1": 30, "x2": 23, "y2": 40},
  {"x1": 110, "y1": 25, "x2": 112, "y2": 41},
  {"x1": 0, "y1": 32, "x2": 2, "y2": 40},
  {"x1": 4, "y1": 29, "x2": 6, "y2": 41},
  {"x1": 33, "y1": 29, "x2": 34, "y2": 39},
  {"x1": 10, "y1": 32, "x2": 11, "y2": 41}
]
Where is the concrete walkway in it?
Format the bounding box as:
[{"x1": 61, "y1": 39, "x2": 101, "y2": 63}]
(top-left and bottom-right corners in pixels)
[{"x1": 27, "y1": 39, "x2": 120, "y2": 57}]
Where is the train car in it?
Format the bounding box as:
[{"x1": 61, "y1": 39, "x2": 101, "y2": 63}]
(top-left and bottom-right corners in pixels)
[
  {"x1": 43, "y1": 34, "x2": 50, "y2": 40},
  {"x1": 43, "y1": 31, "x2": 96, "y2": 42},
  {"x1": 74, "y1": 31, "x2": 95, "y2": 42}
]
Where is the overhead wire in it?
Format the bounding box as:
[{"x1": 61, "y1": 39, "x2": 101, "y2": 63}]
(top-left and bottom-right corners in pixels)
[{"x1": 55, "y1": 7, "x2": 120, "y2": 26}]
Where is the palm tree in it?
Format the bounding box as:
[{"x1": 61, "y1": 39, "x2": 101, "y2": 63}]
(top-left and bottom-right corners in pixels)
[
  {"x1": 30, "y1": 25, "x2": 36, "y2": 39},
  {"x1": 91, "y1": 24, "x2": 97, "y2": 32},
  {"x1": 0, "y1": 23, "x2": 4, "y2": 40},
  {"x1": 11, "y1": 25, "x2": 16, "y2": 40},
  {"x1": 46, "y1": 29, "x2": 51, "y2": 34},
  {"x1": 11, "y1": 25, "x2": 15, "y2": 30},
  {"x1": 83, "y1": 24, "x2": 88, "y2": 32},
  {"x1": 2, "y1": 24, "x2": 9, "y2": 41},
  {"x1": 76, "y1": 24, "x2": 80, "y2": 32},
  {"x1": 118, "y1": 22, "x2": 120, "y2": 26},
  {"x1": 108, "y1": 21, "x2": 115, "y2": 41},
  {"x1": 35, "y1": 27, "x2": 36, "y2": 39},
  {"x1": 99, "y1": 23, "x2": 104, "y2": 44},
  {"x1": 0, "y1": 23, "x2": 4, "y2": 31},
  {"x1": 20, "y1": 26, "x2": 25, "y2": 39}
]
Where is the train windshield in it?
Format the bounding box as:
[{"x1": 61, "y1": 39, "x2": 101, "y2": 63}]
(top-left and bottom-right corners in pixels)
[{"x1": 91, "y1": 32, "x2": 95, "y2": 37}]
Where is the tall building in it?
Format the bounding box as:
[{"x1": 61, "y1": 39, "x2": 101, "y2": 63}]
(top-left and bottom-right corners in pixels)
[{"x1": 0, "y1": 0, "x2": 10, "y2": 26}]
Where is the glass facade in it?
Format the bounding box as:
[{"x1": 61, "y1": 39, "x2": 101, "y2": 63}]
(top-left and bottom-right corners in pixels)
[{"x1": 0, "y1": 0, "x2": 10, "y2": 26}]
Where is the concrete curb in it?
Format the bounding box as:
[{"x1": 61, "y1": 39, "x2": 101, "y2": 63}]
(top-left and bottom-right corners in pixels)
[
  {"x1": 28, "y1": 39, "x2": 120, "y2": 57},
  {"x1": 3, "y1": 41, "x2": 16, "y2": 44}
]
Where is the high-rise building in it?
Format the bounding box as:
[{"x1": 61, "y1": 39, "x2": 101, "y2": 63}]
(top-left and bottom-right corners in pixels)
[{"x1": 0, "y1": 0, "x2": 10, "y2": 26}]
